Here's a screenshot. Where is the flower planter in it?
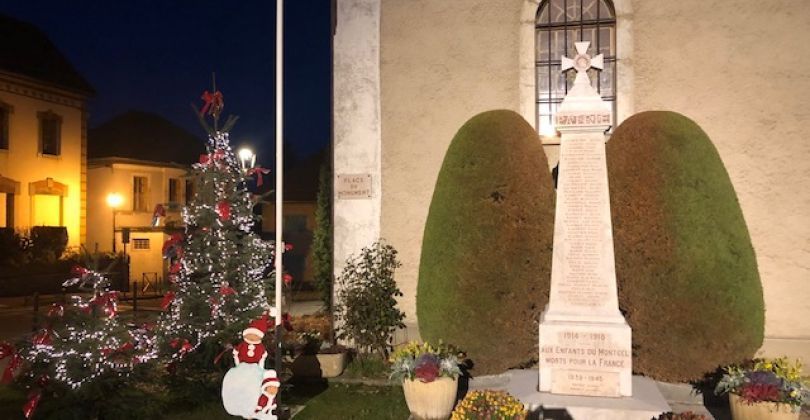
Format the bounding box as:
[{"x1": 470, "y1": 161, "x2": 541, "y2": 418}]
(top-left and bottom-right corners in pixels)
[
  {"x1": 402, "y1": 377, "x2": 458, "y2": 420},
  {"x1": 729, "y1": 393, "x2": 800, "y2": 420},
  {"x1": 291, "y1": 352, "x2": 347, "y2": 378}
]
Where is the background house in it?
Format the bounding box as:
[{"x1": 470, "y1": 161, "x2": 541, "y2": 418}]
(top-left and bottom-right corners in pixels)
[
  {"x1": 86, "y1": 110, "x2": 203, "y2": 287},
  {"x1": 333, "y1": 0, "x2": 810, "y2": 360},
  {"x1": 0, "y1": 13, "x2": 94, "y2": 247}
]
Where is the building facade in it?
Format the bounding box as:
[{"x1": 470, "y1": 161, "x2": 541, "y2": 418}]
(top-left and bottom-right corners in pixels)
[
  {"x1": 0, "y1": 14, "x2": 94, "y2": 247},
  {"x1": 86, "y1": 158, "x2": 190, "y2": 286},
  {"x1": 333, "y1": 0, "x2": 810, "y2": 359}
]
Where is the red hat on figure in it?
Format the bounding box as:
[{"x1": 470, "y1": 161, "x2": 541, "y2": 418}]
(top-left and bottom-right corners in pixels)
[
  {"x1": 262, "y1": 369, "x2": 280, "y2": 388},
  {"x1": 243, "y1": 315, "x2": 269, "y2": 338}
]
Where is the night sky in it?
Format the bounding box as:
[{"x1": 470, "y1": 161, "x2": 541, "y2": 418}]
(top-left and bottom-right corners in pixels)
[{"x1": 2, "y1": 1, "x2": 332, "y2": 167}]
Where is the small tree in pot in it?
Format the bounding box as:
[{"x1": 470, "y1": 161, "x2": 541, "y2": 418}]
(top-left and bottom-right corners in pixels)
[{"x1": 335, "y1": 240, "x2": 405, "y2": 360}]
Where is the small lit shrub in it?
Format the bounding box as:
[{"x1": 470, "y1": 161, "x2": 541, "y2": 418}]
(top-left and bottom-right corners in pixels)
[{"x1": 335, "y1": 240, "x2": 405, "y2": 360}]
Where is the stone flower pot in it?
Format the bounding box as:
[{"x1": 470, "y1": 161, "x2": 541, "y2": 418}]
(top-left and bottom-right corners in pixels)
[
  {"x1": 402, "y1": 376, "x2": 458, "y2": 420},
  {"x1": 729, "y1": 393, "x2": 800, "y2": 420},
  {"x1": 291, "y1": 352, "x2": 347, "y2": 378}
]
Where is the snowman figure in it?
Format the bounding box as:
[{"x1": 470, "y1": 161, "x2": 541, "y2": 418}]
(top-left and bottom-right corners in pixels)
[{"x1": 222, "y1": 314, "x2": 279, "y2": 419}]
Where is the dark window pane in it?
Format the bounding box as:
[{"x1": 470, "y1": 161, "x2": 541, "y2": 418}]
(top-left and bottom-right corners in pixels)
[
  {"x1": 566, "y1": 0, "x2": 581, "y2": 22},
  {"x1": 549, "y1": 0, "x2": 565, "y2": 23},
  {"x1": 40, "y1": 117, "x2": 60, "y2": 155},
  {"x1": 169, "y1": 178, "x2": 179, "y2": 203},
  {"x1": 0, "y1": 108, "x2": 8, "y2": 149},
  {"x1": 582, "y1": 0, "x2": 598, "y2": 20},
  {"x1": 600, "y1": 60, "x2": 615, "y2": 97},
  {"x1": 185, "y1": 179, "x2": 194, "y2": 205},
  {"x1": 599, "y1": 0, "x2": 614, "y2": 18},
  {"x1": 537, "y1": 66, "x2": 552, "y2": 96}
]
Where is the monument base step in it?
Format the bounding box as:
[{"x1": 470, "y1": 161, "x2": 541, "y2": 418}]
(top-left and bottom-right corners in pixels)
[{"x1": 471, "y1": 369, "x2": 670, "y2": 420}]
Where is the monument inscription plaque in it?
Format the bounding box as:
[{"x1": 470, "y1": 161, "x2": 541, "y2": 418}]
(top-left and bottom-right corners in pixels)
[{"x1": 538, "y1": 42, "x2": 632, "y2": 397}]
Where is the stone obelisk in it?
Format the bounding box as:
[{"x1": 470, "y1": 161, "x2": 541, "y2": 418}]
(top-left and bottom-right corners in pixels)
[{"x1": 538, "y1": 42, "x2": 632, "y2": 397}]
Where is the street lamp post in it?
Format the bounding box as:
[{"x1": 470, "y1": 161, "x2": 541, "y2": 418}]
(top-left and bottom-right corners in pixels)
[
  {"x1": 107, "y1": 193, "x2": 123, "y2": 253},
  {"x1": 237, "y1": 147, "x2": 256, "y2": 173}
]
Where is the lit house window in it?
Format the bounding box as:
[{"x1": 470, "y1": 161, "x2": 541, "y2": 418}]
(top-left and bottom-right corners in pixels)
[
  {"x1": 132, "y1": 238, "x2": 150, "y2": 250},
  {"x1": 133, "y1": 176, "x2": 148, "y2": 212},
  {"x1": 168, "y1": 178, "x2": 179, "y2": 204},
  {"x1": 536, "y1": 0, "x2": 616, "y2": 136},
  {"x1": 38, "y1": 111, "x2": 62, "y2": 155},
  {"x1": 0, "y1": 103, "x2": 10, "y2": 150}
]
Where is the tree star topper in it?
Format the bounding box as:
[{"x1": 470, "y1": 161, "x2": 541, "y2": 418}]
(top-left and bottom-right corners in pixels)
[{"x1": 561, "y1": 41, "x2": 603, "y2": 86}]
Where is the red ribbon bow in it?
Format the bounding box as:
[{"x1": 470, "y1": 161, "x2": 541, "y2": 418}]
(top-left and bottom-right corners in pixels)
[
  {"x1": 219, "y1": 285, "x2": 236, "y2": 297},
  {"x1": 217, "y1": 201, "x2": 231, "y2": 221},
  {"x1": 170, "y1": 338, "x2": 193, "y2": 357},
  {"x1": 23, "y1": 389, "x2": 42, "y2": 419},
  {"x1": 0, "y1": 342, "x2": 22, "y2": 384},
  {"x1": 246, "y1": 167, "x2": 271, "y2": 187},
  {"x1": 169, "y1": 261, "x2": 182, "y2": 274},
  {"x1": 283, "y1": 273, "x2": 293, "y2": 286},
  {"x1": 89, "y1": 292, "x2": 119, "y2": 318},
  {"x1": 70, "y1": 265, "x2": 88, "y2": 276},
  {"x1": 161, "y1": 291, "x2": 176, "y2": 310},
  {"x1": 200, "y1": 90, "x2": 224, "y2": 116},
  {"x1": 268, "y1": 313, "x2": 294, "y2": 332},
  {"x1": 162, "y1": 233, "x2": 184, "y2": 259},
  {"x1": 101, "y1": 342, "x2": 134, "y2": 357},
  {"x1": 31, "y1": 329, "x2": 52, "y2": 346},
  {"x1": 46, "y1": 304, "x2": 64, "y2": 318}
]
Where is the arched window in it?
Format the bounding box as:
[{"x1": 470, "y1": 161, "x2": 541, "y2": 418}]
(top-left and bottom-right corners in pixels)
[{"x1": 536, "y1": 0, "x2": 616, "y2": 137}]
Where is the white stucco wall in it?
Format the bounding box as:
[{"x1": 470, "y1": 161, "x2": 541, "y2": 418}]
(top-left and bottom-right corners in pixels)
[
  {"x1": 332, "y1": 0, "x2": 383, "y2": 288},
  {"x1": 335, "y1": 0, "x2": 810, "y2": 360}
]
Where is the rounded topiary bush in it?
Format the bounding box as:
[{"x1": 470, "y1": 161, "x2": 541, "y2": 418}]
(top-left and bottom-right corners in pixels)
[
  {"x1": 418, "y1": 110, "x2": 555, "y2": 375},
  {"x1": 607, "y1": 111, "x2": 764, "y2": 382}
]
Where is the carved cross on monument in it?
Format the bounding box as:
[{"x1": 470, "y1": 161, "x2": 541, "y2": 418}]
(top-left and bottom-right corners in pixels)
[
  {"x1": 561, "y1": 41, "x2": 604, "y2": 88},
  {"x1": 538, "y1": 41, "x2": 633, "y2": 397}
]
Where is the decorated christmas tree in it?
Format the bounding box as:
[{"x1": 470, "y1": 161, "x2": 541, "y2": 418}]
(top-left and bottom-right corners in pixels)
[
  {"x1": 156, "y1": 88, "x2": 277, "y2": 376},
  {"x1": 0, "y1": 252, "x2": 156, "y2": 419}
]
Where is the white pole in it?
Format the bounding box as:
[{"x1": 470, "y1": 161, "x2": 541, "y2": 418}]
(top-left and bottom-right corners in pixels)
[{"x1": 274, "y1": 0, "x2": 284, "y2": 375}]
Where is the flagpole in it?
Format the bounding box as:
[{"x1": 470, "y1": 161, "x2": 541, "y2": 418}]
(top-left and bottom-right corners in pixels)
[{"x1": 274, "y1": 0, "x2": 284, "y2": 392}]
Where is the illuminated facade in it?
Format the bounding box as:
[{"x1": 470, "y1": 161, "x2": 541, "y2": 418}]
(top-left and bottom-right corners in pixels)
[{"x1": 0, "y1": 14, "x2": 94, "y2": 247}]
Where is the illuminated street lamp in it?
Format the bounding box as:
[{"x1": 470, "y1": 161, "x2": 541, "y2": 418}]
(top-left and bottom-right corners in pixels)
[
  {"x1": 237, "y1": 147, "x2": 256, "y2": 172},
  {"x1": 107, "y1": 192, "x2": 123, "y2": 252}
]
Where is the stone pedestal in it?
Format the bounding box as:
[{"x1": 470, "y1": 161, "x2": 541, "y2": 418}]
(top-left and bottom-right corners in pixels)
[{"x1": 538, "y1": 42, "x2": 632, "y2": 398}]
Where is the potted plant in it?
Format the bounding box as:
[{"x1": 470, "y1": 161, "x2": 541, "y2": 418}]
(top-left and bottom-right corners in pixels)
[
  {"x1": 290, "y1": 330, "x2": 348, "y2": 378},
  {"x1": 390, "y1": 341, "x2": 462, "y2": 420},
  {"x1": 451, "y1": 389, "x2": 526, "y2": 419},
  {"x1": 714, "y1": 357, "x2": 808, "y2": 420}
]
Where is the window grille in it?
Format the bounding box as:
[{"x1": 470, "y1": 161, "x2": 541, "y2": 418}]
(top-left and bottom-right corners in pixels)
[{"x1": 536, "y1": 0, "x2": 616, "y2": 137}]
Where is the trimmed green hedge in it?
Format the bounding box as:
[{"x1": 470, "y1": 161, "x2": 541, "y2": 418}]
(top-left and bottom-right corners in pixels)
[
  {"x1": 418, "y1": 110, "x2": 555, "y2": 375},
  {"x1": 606, "y1": 111, "x2": 764, "y2": 381}
]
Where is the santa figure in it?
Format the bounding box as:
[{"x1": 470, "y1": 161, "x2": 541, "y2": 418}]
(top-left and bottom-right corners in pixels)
[
  {"x1": 233, "y1": 315, "x2": 269, "y2": 366},
  {"x1": 255, "y1": 369, "x2": 280, "y2": 417}
]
